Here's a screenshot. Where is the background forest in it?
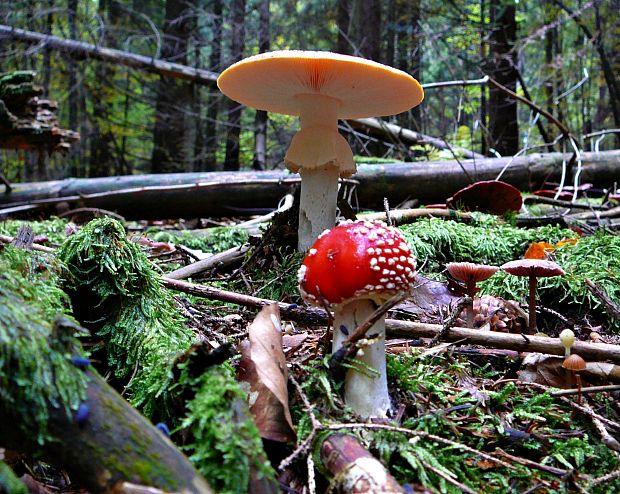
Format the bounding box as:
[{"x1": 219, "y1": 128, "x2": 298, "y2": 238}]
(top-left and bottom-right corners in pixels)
[{"x1": 0, "y1": 0, "x2": 619, "y2": 182}]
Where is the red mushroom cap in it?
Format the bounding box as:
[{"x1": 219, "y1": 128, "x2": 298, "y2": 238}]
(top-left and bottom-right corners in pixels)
[
  {"x1": 298, "y1": 220, "x2": 416, "y2": 308},
  {"x1": 445, "y1": 262, "x2": 498, "y2": 285},
  {"x1": 501, "y1": 259, "x2": 565, "y2": 278},
  {"x1": 447, "y1": 180, "x2": 523, "y2": 215}
]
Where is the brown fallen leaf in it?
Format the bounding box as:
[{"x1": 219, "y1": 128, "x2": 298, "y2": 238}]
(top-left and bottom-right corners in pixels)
[
  {"x1": 518, "y1": 353, "x2": 566, "y2": 388},
  {"x1": 238, "y1": 303, "x2": 295, "y2": 442}
]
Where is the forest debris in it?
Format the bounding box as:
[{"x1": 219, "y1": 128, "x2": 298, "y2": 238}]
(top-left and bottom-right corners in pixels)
[
  {"x1": 166, "y1": 243, "x2": 249, "y2": 280},
  {"x1": 585, "y1": 278, "x2": 620, "y2": 322},
  {"x1": 320, "y1": 433, "x2": 406, "y2": 494},
  {"x1": 238, "y1": 304, "x2": 295, "y2": 442}
]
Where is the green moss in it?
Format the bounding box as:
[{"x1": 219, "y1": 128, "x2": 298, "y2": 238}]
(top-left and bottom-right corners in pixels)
[
  {"x1": 0, "y1": 217, "x2": 69, "y2": 245},
  {"x1": 0, "y1": 462, "x2": 28, "y2": 494},
  {"x1": 149, "y1": 226, "x2": 249, "y2": 254},
  {"x1": 56, "y1": 218, "x2": 194, "y2": 417},
  {"x1": 179, "y1": 363, "x2": 275, "y2": 494},
  {"x1": 0, "y1": 245, "x2": 87, "y2": 444}
]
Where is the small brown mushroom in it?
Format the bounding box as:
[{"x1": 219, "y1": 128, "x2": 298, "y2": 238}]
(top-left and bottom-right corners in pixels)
[
  {"x1": 562, "y1": 354, "x2": 587, "y2": 404},
  {"x1": 445, "y1": 262, "x2": 498, "y2": 328},
  {"x1": 501, "y1": 259, "x2": 565, "y2": 333}
]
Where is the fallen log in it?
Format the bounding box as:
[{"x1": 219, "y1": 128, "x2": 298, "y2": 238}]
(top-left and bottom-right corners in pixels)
[
  {"x1": 0, "y1": 370, "x2": 213, "y2": 494},
  {"x1": 2, "y1": 150, "x2": 619, "y2": 219}
]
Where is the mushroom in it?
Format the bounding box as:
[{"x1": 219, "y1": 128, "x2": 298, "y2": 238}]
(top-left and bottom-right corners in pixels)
[
  {"x1": 559, "y1": 328, "x2": 576, "y2": 357},
  {"x1": 217, "y1": 51, "x2": 424, "y2": 251},
  {"x1": 446, "y1": 180, "x2": 523, "y2": 216},
  {"x1": 445, "y1": 262, "x2": 498, "y2": 328},
  {"x1": 562, "y1": 354, "x2": 587, "y2": 403},
  {"x1": 298, "y1": 220, "x2": 416, "y2": 418},
  {"x1": 501, "y1": 259, "x2": 565, "y2": 334}
]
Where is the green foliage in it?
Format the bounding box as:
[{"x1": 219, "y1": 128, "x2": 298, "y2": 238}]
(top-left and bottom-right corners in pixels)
[
  {"x1": 57, "y1": 218, "x2": 193, "y2": 416},
  {"x1": 179, "y1": 363, "x2": 275, "y2": 494},
  {"x1": 0, "y1": 245, "x2": 87, "y2": 444},
  {"x1": 0, "y1": 461, "x2": 28, "y2": 494},
  {"x1": 149, "y1": 226, "x2": 249, "y2": 254}
]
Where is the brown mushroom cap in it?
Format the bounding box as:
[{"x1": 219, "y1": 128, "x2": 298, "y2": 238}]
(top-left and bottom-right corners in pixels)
[
  {"x1": 217, "y1": 50, "x2": 424, "y2": 119},
  {"x1": 501, "y1": 259, "x2": 566, "y2": 278},
  {"x1": 562, "y1": 353, "x2": 587, "y2": 372},
  {"x1": 445, "y1": 262, "x2": 498, "y2": 285},
  {"x1": 447, "y1": 180, "x2": 523, "y2": 215}
]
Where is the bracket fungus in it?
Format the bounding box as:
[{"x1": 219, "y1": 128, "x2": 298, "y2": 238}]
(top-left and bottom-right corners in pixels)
[
  {"x1": 445, "y1": 262, "x2": 498, "y2": 328},
  {"x1": 298, "y1": 220, "x2": 416, "y2": 418},
  {"x1": 217, "y1": 50, "x2": 424, "y2": 251},
  {"x1": 501, "y1": 259, "x2": 565, "y2": 333}
]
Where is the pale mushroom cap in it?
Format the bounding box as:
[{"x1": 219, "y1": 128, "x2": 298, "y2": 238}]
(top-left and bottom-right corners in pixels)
[
  {"x1": 559, "y1": 329, "x2": 576, "y2": 349},
  {"x1": 217, "y1": 50, "x2": 424, "y2": 119},
  {"x1": 501, "y1": 259, "x2": 566, "y2": 278},
  {"x1": 445, "y1": 262, "x2": 498, "y2": 284}
]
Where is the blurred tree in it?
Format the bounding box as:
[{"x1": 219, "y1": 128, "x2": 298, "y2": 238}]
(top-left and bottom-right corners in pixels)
[{"x1": 253, "y1": 0, "x2": 270, "y2": 171}]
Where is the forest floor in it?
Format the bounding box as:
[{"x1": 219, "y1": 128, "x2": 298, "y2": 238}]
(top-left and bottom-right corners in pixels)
[{"x1": 2, "y1": 192, "x2": 620, "y2": 494}]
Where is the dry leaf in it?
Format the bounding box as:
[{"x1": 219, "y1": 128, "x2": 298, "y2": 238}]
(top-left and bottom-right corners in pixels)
[
  {"x1": 238, "y1": 304, "x2": 295, "y2": 442},
  {"x1": 517, "y1": 353, "x2": 566, "y2": 387},
  {"x1": 524, "y1": 241, "x2": 554, "y2": 260}
]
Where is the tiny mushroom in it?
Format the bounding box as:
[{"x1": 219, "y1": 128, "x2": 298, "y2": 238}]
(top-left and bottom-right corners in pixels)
[
  {"x1": 501, "y1": 259, "x2": 565, "y2": 334},
  {"x1": 559, "y1": 328, "x2": 576, "y2": 357},
  {"x1": 445, "y1": 262, "x2": 498, "y2": 328},
  {"x1": 217, "y1": 50, "x2": 424, "y2": 251},
  {"x1": 562, "y1": 353, "x2": 587, "y2": 403},
  {"x1": 299, "y1": 220, "x2": 416, "y2": 418}
]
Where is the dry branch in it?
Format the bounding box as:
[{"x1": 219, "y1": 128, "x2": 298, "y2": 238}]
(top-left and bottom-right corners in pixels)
[
  {"x1": 2, "y1": 151, "x2": 619, "y2": 219},
  {"x1": 162, "y1": 277, "x2": 620, "y2": 365}
]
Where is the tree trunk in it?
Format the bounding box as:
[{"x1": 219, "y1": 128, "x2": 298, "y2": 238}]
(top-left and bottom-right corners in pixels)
[
  {"x1": 486, "y1": 0, "x2": 518, "y2": 156},
  {"x1": 151, "y1": 0, "x2": 196, "y2": 173},
  {"x1": 3, "y1": 151, "x2": 618, "y2": 219},
  {"x1": 202, "y1": 0, "x2": 223, "y2": 171},
  {"x1": 348, "y1": 0, "x2": 381, "y2": 61},
  {"x1": 334, "y1": 0, "x2": 350, "y2": 54},
  {"x1": 223, "y1": 0, "x2": 246, "y2": 171},
  {"x1": 253, "y1": 0, "x2": 270, "y2": 171},
  {"x1": 41, "y1": 0, "x2": 54, "y2": 98}
]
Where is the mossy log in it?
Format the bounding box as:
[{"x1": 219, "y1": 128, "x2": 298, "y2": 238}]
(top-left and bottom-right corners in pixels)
[
  {"x1": 0, "y1": 370, "x2": 213, "y2": 494},
  {"x1": 2, "y1": 150, "x2": 619, "y2": 219}
]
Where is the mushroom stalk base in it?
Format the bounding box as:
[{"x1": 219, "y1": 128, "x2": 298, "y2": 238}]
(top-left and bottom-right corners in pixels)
[
  {"x1": 333, "y1": 299, "x2": 391, "y2": 418},
  {"x1": 298, "y1": 164, "x2": 339, "y2": 251}
]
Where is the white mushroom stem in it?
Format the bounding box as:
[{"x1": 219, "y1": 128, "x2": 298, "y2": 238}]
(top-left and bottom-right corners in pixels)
[
  {"x1": 333, "y1": 299, "x2": 391, "y2": 419},
  {"x1": 285, "y1": 94, "x2": 355, "y2": 251}
]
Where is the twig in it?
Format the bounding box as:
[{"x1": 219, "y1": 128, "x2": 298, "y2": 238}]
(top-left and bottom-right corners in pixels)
[
  {"x1": 166, "y1": 244, "x2": 249, "y2": 280},
  {"x1": 0, "y1": 233, "x2": 55, "y2": 253},
  {"x1": 495, "y1": 448, "x2": 568, "y2": 477},
  {"x1": 419, "y1": 458, "x2": 477, "y2": 494},
  {"x1": 584, "y1": 278, "x2": 620, "y2": 322},
  {"x1": 58, "y1": 207, "x2": 125, "y2": 221},
  {"x1": 551, "y1": 384, "x2": 620, "y2": 397},
  {"x1": 523, "y1": 195, "x2": 608, "y2": 210},
  {"x1": 590, "y1": 467, "x2": 620, "y2": 486}
]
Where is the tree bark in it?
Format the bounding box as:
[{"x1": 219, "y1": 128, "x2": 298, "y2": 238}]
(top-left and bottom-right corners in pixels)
[
  {"x1": 2, "y1": 150, "x2": 618, "y2": 219},
  {"x1": 151, "y1": 0, "x2": 196, "y2": 173},
  {"x1": 486, "y1": 0, "x2": 518, "y2": 156},
  {"x1": 334, "y1": 0, "x2": 350, "y2": 54},
  {"x1": 253, "y1": 0, "x2": 270, "y2": 171},
  {"x1": 348, "y1": 0, "x2": 382, "y2": 61},
  {"x1": 0, "y1": 370, "x2": 213, "y2": 494},
  {"x1": 223, "y1": 0, "x2": 246, "y2": 171},
  {"x1": 202, "y1": 0, "x2": 223, "y2": 171}
]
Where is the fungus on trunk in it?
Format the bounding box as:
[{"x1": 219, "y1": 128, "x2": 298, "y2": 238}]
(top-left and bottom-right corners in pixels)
[
  {"x1": 217, "y1": 51, "x2": 424, "y2": 251},
  {"x1": 501, "y1": 259, "x2": 565, "y2": 333},
  {"x1": 298, "y1": 220, "x2": 416, "y2": 418},
  {"x1": 445, "y1": 262, "x2": 498, "y2": 328},
  {"x1": 446, "y1": 180, "x2": 523, "y2": 215}
]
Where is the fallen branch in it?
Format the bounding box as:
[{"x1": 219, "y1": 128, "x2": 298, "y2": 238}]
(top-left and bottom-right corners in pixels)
[
  {"x1": 585, "y1": 278, "x2": 620, "y2": 322},
  {"x1": 166, "y1": 244, "x2": 249, "y2": 280},
  {"x1": 320, "y1": 433, "x2": 406, "y2": 493},
  {"x1": 0, "y1": 370, "x2": 213, "y2": 494},
  {"x1": 161, "y1": 277, "x2": 620, "y2": 365}
]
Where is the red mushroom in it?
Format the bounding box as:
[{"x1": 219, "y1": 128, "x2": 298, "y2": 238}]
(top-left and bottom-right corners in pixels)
[
  {"x1": 299, "y1": 220, "x2": 416, "y2": 418},
  {"x1": 447, "y1": 180, "x2": 523, "y2": 215},
  {"x1": 501, "y1": 259, "x2": 565, "y2": 333},
  {"x1": 445, "y1": 262, "x2": 498, "y2": 328}
]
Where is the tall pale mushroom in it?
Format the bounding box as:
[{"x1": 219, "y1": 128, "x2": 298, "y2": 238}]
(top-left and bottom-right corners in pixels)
[
  {"x1": 298, "y1": 220, "x2": 416, "y2": 418},
  {"x1": 217, "y1": 51, "x2": 424, "y2": 251}
]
